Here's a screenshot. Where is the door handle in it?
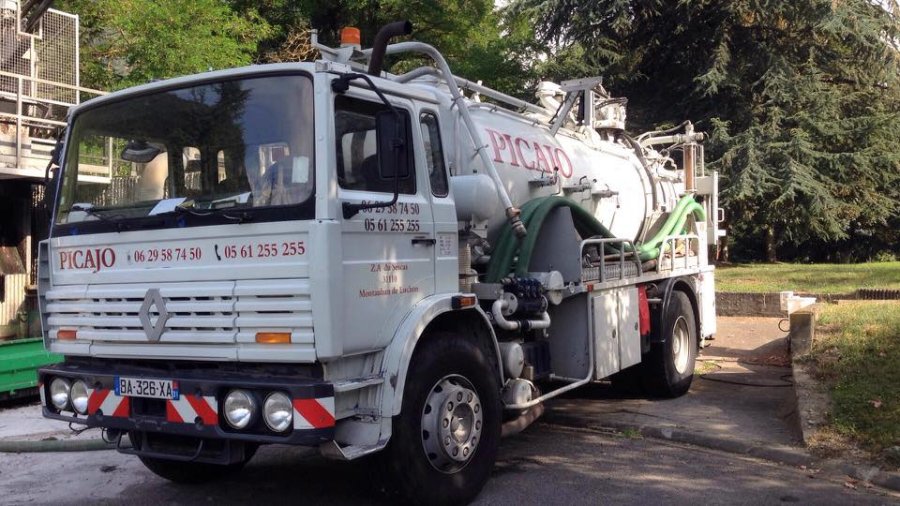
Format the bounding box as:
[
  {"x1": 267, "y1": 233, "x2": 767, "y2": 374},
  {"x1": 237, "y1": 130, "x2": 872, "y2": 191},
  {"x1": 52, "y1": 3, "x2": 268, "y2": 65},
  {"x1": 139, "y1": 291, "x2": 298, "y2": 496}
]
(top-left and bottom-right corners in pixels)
[{"x1": 411, "y1": 237, "x2": 436, "y2": 246}]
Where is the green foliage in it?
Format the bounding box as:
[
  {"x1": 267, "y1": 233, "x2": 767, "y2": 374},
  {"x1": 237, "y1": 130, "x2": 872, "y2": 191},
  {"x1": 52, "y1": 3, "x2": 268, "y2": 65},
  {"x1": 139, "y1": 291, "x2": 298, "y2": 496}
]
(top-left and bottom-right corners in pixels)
[
  {"x1": 512, "y1": 0, "x2": 900, "y2": 261},
  {"x1": 62, "y1": 0, "x2": 530, "y2": 101},
  {"x1": 282, "y1": 0, "x2": 533, "y2": 96},
  {"x1": 715, "y1": 262, "x2": 900, "y2": 294},
  {"x1": 58, "y1": 0, "x2": 271, "y2": 89},
  {"x1": 812, "y1": 301, "x2": 900, "y2": 452}
]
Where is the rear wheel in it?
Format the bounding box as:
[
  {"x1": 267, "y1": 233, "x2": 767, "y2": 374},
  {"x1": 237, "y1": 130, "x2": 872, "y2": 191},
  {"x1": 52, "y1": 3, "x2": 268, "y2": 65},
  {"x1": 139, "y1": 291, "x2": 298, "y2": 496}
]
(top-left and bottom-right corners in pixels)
[
  {"x1": 380, "y1": 332, "x2": 501, "y2": 506},
  {"x1": 641, "y1": 291, "x2": 697, "y2": 398}
]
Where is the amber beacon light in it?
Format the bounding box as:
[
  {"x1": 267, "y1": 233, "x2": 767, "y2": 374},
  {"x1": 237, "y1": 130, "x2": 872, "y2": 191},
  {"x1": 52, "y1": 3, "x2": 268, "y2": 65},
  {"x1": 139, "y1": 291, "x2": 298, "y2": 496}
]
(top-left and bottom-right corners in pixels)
[{"x1": 340, "y1": 27, "x2": 361, "y2": 50}]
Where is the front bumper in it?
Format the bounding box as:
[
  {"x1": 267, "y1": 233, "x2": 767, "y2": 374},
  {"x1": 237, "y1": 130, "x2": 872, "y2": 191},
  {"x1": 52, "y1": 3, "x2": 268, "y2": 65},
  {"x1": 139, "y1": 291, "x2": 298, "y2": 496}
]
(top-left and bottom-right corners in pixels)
[{"x1": 39, "y1": 362, "x2": 335, "y2": 447}]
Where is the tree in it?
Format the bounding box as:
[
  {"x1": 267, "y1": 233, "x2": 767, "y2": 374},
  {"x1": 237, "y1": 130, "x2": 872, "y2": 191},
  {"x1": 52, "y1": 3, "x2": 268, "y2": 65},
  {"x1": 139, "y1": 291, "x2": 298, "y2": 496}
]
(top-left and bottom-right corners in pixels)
[
  {"x1": 512, "y1": 0, "x2": 900, "y2": 261},
  {"x1": 57, "y1": 0, "x2": 271, "y2": 89},
  {"x1": 232, "y1": 0, "x2": 533, "y2": 96}
]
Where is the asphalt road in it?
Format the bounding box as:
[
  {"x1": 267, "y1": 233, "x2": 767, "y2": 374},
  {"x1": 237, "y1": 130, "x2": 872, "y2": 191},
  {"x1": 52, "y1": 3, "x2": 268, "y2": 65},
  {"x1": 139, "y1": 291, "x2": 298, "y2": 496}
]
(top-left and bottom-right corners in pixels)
[{"x1": 1, "y1": 423, "x2": 896, "y2": 505}]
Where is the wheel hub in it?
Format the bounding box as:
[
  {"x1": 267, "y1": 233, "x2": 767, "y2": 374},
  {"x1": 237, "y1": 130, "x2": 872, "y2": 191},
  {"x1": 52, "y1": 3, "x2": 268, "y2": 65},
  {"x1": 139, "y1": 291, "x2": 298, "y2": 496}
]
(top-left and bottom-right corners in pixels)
[{"x1": 421, "y1": 375, "x2": 483, "y2": 472}]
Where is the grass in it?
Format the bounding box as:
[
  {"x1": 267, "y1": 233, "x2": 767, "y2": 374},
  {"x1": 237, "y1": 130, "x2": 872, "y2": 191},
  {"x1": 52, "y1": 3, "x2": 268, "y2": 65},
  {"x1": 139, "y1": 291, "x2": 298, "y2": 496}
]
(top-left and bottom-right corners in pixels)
[
  {"x1": 715, "y1": 261, "x2": 900, "y2": 294},
  {"x1": 808, "y1": 301, "x2": 900, "y2": 456}
]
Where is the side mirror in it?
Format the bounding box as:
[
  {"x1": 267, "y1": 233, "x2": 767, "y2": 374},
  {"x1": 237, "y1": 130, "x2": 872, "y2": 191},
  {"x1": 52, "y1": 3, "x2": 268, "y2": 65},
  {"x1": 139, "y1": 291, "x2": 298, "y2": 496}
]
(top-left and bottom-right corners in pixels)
[
  {"x1": 121, "y1": 139, "x2": 163, "y2": 163},
  {"x1": 49, "y1": 142, "x2": 63, "y2": 168},
  {"x1": 375, "y1": 110, "x2": 409, "y2": 180}
]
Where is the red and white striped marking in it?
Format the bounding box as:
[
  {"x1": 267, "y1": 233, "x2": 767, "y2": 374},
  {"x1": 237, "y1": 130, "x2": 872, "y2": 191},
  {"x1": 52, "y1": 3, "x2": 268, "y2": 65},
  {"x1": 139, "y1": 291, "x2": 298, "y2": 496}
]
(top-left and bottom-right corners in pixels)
[
  {"x1": 165, "y1": 395, "x2": 218, "y2": 425},
  {"x1": 74, "y1": 386, "x2": 333, "y2": 431},
  {"x1": 293, "y1": 397, "x2": 335, "y2": 429},
  {"x1": 86, "y1": 388, "x2": 130, "y2": 418}
]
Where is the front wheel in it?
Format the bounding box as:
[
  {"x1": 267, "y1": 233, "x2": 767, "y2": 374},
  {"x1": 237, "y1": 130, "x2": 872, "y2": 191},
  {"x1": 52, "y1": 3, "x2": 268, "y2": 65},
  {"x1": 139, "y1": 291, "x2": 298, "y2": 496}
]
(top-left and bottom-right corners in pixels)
[
  {"x1": 380, "y1": 332, "x2": 501, "y2": 506},
  {"x1": 641, "y1": 291, "x2": 698, "y2": 398}
]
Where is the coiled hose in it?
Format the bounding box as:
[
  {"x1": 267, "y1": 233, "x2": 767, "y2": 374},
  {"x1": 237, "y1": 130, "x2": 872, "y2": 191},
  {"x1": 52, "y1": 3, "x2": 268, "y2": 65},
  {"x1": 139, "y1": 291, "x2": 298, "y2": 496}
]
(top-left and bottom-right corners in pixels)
[{"x1": 485, "y1": 195, "x2": 706, "y2": 282}]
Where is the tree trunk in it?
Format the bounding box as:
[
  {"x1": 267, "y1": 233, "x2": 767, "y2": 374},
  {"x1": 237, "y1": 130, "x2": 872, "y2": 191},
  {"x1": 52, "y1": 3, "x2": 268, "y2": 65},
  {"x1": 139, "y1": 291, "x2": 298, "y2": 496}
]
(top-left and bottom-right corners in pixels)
[{"x1": 765, "y1": 226, "x2": 777, "y2": 263}]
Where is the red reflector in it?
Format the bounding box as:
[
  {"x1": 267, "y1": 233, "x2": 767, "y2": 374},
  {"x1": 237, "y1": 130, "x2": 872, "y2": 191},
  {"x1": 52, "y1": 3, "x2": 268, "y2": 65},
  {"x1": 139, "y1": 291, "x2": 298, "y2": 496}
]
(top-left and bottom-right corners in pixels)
[{"x1": 638, "y1": 286, "x2": 651, "y2": 336}]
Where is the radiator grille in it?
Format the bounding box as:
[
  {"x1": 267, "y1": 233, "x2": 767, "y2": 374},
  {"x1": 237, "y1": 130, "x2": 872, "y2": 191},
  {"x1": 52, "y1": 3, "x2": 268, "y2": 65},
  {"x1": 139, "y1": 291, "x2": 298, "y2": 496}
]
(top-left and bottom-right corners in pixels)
[{"x1": 44, "y1": 279, "x2": 313, "y2": 345}]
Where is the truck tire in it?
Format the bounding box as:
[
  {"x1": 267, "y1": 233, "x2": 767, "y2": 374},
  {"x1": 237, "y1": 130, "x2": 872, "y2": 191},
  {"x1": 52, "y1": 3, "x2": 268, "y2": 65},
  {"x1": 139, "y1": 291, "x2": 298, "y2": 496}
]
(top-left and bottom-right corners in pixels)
[
  {"x1": 381, "y1": 332, "x2": 501, "y2": 506},
  {"x1": 641, "y1": 291, "x2": 697, "y2": 398},
  {"x1": 134, "y1": 435, "x2": 257, "y2": 484}
]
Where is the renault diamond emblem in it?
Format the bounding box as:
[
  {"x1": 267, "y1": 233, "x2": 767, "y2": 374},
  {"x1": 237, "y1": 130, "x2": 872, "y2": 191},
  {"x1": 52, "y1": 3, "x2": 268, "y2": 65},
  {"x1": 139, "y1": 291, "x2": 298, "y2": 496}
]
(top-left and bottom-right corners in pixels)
[{"x1": 139, "y1": 288, "x2": 170, "y2": 342}]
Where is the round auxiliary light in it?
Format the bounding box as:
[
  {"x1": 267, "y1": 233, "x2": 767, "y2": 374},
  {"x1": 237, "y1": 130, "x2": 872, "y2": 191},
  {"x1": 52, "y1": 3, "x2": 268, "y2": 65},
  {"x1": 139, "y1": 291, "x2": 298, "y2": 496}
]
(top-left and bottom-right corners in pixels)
[
  {"x1": 70, "y1": 380, "x2": 90, "y2": 415},
  {"x1": 49, "y1": 377, "x2": 71, "y2": 411},
  {"x1": 263, "y1": 392, "x2": 293, "y2": 433},
  {"x1": 223, "y1": 389, "x2": 257, "y2": 430}
]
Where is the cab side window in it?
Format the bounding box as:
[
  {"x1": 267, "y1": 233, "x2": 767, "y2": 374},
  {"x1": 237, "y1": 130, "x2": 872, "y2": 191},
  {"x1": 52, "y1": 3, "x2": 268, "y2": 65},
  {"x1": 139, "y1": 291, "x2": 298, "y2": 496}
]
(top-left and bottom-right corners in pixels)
[
  {"x1": 335, "y1": 96, "x2": 415, "y2": 194},
  {"x1": 419, "y1": 112, "x2": 449, "y2": 197}
]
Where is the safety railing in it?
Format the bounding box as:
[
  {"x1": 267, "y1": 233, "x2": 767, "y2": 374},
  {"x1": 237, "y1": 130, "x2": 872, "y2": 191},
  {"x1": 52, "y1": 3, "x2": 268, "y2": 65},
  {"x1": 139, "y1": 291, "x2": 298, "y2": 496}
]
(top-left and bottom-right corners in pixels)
[
  {"x1": 0, "y1": 69, "x2": 105, "y2": 170},
  {"x1": 655, "y1": 234, "x2": 701, "y2": 273},
  {"x1": 580, "y1": 238, "x2": 643, "y2": 283}
]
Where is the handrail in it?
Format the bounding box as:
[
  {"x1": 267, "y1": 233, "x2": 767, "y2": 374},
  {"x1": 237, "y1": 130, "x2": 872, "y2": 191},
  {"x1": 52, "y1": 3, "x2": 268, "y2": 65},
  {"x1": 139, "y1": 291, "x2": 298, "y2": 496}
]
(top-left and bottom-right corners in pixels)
[
  {"x1": 655, "y1": 233, "x2": 701, "y2": 272},
  {"x1": 0, "y1": 112, "x2": 67, "y2": 128},
  {"x1": 395, "y1": 66, "x2": 548, "y2": 116},
  {"x1": 0, "y1": 69, "x2": 106, "y2": 99},
  {"x1": 580, "y1": 237, "x2": 643, "y2": 283},
  {"x1": 0, "y1": 71, "x2": 104, "y2": 170}
]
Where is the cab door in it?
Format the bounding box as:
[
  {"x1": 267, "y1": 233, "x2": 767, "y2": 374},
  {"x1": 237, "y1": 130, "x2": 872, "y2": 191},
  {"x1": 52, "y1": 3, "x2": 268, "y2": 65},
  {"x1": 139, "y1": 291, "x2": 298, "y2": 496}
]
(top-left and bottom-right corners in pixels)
[
  {"x1": 417, "y1": 108, "x2": 458, "y2": 295},
  {"x1": 335, "y1": 93, "x2": 436, "y2": 354}
]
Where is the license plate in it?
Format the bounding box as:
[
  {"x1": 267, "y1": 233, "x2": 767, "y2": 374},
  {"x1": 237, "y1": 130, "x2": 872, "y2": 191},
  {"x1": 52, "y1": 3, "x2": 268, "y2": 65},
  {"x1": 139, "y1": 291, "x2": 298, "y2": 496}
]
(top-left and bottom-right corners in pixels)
[{"x1": 115, "y1": 376, "x2": 179, "y2": 400}]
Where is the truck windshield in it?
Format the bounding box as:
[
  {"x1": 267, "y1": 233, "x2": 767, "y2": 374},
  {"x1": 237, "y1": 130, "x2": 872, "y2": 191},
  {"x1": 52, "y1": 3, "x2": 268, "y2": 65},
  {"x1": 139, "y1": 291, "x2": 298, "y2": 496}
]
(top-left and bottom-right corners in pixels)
[{"x1": 54, "y1": 74, "x2": 315, "y2": 231}]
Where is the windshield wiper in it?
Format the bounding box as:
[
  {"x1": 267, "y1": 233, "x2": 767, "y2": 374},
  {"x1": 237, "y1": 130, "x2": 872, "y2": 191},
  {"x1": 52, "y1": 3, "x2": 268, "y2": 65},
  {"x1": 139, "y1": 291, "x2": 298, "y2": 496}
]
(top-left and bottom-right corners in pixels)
[
  {"x1": 68, "y1": 204, "x2": 131, "y2": 231},
  {"x1": 221, "y1": 210, "x2": 253, "y2": 223},
  {"x1": 172, "y1": 201, "x2": 252, "y2": 223},
  {"x1": 70, "y1": 204, "x2": 114, "y2": 222},
  {"x1": 172, "y1": 202, "x2": 214, "y2": 217}
]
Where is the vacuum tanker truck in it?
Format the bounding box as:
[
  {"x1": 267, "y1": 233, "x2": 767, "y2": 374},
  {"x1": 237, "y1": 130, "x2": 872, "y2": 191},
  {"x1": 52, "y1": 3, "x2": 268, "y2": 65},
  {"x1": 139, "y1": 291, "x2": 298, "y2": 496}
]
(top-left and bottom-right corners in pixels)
[{"x1": 37, "y1": 22, "x2": 723, "y2": 505}]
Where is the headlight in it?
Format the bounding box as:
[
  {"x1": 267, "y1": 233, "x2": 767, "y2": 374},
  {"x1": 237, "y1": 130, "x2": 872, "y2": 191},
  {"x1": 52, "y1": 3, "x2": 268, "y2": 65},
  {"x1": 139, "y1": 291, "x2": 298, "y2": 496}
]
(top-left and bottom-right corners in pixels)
[
  {"x1": 263, "y1": 392, "x2": 293, "y2": 433},
  {"x1": 223, "y1": 389, "x2": 257, "y2": 429},
  {"x1": 49, "y1": 378, "x2": 71, "y2": 411},
  {"x1": 70, "y1": 380, "x2": 90, "y2": 415}
]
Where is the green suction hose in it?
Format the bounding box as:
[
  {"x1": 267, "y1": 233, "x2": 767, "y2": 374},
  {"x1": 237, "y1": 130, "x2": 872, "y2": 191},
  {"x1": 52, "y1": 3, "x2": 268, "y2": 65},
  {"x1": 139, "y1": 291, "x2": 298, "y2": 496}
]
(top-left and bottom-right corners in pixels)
[{"x1": 486, "y1": 194, "x2": 706, "y2": 282}]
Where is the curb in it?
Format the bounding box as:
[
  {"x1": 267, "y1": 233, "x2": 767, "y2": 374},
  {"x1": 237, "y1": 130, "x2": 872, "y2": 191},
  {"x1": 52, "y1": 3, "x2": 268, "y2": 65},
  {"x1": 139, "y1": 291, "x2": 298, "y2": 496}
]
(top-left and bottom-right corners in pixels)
[
  {"x1": 838, "y1": 462, "x2": 900, "y2": 493},
  {"x1": 787, "y1": 308, "x2": 900, "y2": 494},
  {"x1": 542, "y1": 414, "x2": 814, "y2": 468},
  {"x1": 0, "y1": 437, "x2": 113, "y2": 453}
]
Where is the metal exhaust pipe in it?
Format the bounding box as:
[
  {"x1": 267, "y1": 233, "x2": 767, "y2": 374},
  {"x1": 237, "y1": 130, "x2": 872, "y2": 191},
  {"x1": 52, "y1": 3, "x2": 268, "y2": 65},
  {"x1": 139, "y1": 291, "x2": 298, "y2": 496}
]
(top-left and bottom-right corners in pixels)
[{"x1": 367, "y1": 21, "x2": 413, "y2": 76}]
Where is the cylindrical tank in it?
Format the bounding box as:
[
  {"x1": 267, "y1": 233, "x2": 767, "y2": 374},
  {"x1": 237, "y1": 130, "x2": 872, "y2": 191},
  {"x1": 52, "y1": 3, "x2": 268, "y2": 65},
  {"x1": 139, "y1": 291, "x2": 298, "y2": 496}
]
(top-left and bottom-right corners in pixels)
[{"x1": 451, "y1": 102, "x2": 678, "y2": 243}]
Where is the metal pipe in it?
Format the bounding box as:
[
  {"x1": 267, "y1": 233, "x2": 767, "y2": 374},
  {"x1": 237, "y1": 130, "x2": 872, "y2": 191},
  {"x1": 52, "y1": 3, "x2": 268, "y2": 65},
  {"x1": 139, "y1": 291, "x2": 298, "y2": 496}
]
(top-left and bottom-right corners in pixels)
[
  {"x1": 683, "y1": 122, "x2": 696, "y2": 192},
  {"x1": 15, "y1": 78, "x2": 22, "y2": 168},
  {"x1": 366, "y1": 21, "x2": 412, "y2": 76},
  {"x1": 639, "y1": 132, "x2": 704, "y2": 147},
  {"x1": 504, "y1": 285, "x2": 597, "y2": 410},
  {"x1": 369, "y1": 41, "x2": 526, "y2": 237},
  {"x1": 0, "y1": 113, "x2": 67, "y2": 127},
  {"x1": 500, "y1": 402, "x2": 544, "y2": 438},
  {"x1": 491, "y1": 299, "x2": 550, "y2": 331},
  {"x1": 394, "y1": 66, "x2": 440, "y2": 83},
  {"x1": 0, "y1": 69, "x2": 105, "y2": 96},
  {"x1": 394, "y1": 67, "x2": 548, "y2": 123}
]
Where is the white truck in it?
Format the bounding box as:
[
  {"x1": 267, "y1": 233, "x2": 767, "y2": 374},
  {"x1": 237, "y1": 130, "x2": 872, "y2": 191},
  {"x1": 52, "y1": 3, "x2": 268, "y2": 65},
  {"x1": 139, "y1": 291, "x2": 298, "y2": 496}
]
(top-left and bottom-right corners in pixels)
[{"x1": 38, "y1": 22, "x2": 722, "y2": 505}]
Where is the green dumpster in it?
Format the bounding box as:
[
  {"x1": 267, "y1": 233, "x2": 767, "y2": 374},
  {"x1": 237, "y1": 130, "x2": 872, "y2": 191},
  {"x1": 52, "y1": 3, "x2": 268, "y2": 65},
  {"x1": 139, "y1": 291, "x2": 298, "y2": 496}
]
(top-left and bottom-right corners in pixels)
[{"x1": 0, "y1": 338, "x2": 63, "y2": 400}]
